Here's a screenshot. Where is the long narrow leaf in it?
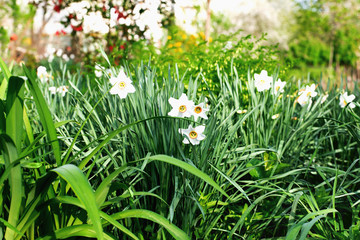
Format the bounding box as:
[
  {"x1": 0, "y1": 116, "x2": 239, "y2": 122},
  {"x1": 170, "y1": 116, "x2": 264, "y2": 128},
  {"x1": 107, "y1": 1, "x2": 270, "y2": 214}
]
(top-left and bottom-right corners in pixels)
[
  {"x1": 5, "y1": 76, "x2": 24, "y2": 152},
  {"x1": 23, "y1": 65, "x2": 61, "y2": 166},
  {"x1": 0, "y1": 134, "x2": 22, "y2": 240},
  {"x1": 111, "y1": 209, "x2": 190, "y2": 240},
  {"x1": 51, "y1": 164, "x2": 104, "y2": 240}
]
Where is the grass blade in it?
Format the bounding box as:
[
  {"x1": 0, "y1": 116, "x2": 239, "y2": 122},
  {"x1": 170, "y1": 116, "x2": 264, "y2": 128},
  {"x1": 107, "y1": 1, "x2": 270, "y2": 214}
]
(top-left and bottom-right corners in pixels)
[
  {"x1": 111, "y1": 209, "x2": 190, "y2": 240},
  {"x1": 145, "y1": 155, "x2": 230, "y2": 198},
  {"x1": 23, "y1": 65, "x2": 61, "y2": 166},
  {"x1": 51, "y1": 164, "x2": 104, "y2": 240}
]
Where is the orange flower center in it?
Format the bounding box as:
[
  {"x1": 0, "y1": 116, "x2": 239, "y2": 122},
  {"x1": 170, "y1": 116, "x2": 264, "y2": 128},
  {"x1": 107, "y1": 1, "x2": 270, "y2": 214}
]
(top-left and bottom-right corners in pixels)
[
  {"x1": 189, "y1": 131, "x2": 198, "y2": 139},
  {"x1": 194, "y1": 106, "x2": 202, "y2": 114},
  {"x1": 118, "y1": 81, "x2": 126, "y2": 89},
  {"x1": 179, "y1": 105, "x2": 187, "y2": 113}
]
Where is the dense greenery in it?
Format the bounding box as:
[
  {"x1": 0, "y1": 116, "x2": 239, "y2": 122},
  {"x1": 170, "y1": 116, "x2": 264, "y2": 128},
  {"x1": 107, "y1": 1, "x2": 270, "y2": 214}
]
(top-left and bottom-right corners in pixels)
[
  {"x1": 285, "y1": 0, "x2": 360, "y2": 79},
  {"x1": 0, "y1": 46, "x2": 359, "y2": 239}
]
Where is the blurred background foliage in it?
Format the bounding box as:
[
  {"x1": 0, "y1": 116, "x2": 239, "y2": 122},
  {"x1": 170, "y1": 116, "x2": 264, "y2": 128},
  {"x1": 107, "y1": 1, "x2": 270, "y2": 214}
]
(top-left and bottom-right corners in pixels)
[{"x1": 0, "y1": 0, "x2": 359, "y2": 87}]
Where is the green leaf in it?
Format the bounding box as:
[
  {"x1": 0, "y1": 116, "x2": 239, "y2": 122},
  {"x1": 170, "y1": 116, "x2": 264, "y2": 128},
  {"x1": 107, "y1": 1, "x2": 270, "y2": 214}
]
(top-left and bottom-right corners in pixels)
[
  {"x1": 51, "y1": 164, "x2": 104, "y2": 240},
  {"x1": 0, "y1": 57, "x2": 11, "y2": 100},
  {"x1": 54, "y1": 196, "x2": 139, "y2": 240},
  {"x1": 111, "y1": 209, "x2": 190, "y2": 240},
  {"x1": 5, "y1": 76, "x2": 24, "y2": 152},
  {"x1": 0, "y1": 134, "x2": 22, "y2": 240},
  {"x1": 54, "y1": 225, "x2": 113, "y2": 240},
  {"x1": 285, "y1": 209, "x2": 337, "y2": 240},
  {"x1": 94, "y1": 165, "x2": 127, "y2": 207},
  {"x1": 23, "y1": 65, "x2": 61, "y2": 166},
  {"x1": 0, "y1": 100, "x2": 5, "y2": 133},
  {"x1": 145, "y1": 155, "x2": 229, "y2": 198},
  {"x1": 0, "y1": 218, "x2": 24, "y2": 238},
  {"x1": 298, "y1": 215, "x2": 326, "y2": 240},
  {"x1": 23, "y1": 106, "x2": 34, "y2": 144}
]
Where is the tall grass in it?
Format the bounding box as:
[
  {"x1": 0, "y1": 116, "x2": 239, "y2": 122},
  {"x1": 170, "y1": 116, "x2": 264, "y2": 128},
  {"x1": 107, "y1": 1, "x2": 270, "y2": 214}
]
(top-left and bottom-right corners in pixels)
[{"x1": 0, "y1": 54, "x2": 359, "y2": 239}]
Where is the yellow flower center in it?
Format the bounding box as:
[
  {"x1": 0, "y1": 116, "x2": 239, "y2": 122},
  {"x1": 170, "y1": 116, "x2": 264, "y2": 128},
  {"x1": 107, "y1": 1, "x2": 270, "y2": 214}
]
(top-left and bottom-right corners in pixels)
[
  {"x1": 260, "y1": 79, "x2": 265, "y2": 84},
  {"x1": 276, "y1": 86, "x2": 280, "y2": 91},
  {"x1": 189, "y1": 131, "x2": 198, "y2": 139},
  {"x1": 194, "y1": 106, "x2": 202, "y2": 114},
  {"x1": 343, "y1": 100, "x2": 347, "y2": 105},
  {"x1": 306, "y1": 92, "x2": 311, "y2": 97},
  {"x1": 118, "y1": 81, "x2": 126, "y2": 89},
  {"x1": 179, "y1": 105, "x2": 187, "y2": 113}
]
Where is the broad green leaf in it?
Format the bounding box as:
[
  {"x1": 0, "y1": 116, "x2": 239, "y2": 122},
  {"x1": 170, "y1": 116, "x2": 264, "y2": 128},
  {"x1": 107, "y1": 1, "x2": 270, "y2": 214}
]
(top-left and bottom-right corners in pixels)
[
  {"x1": 54, "y1": 225, "x2": 113, "y2": 240},
  {"x1": 5, "y1": 76, "x2": 24, "y2": 152},
  {"x1": 23, "y1": 65, "x2": 61, "y2": 166},
  {"x1": 54, "y1": 196, "x2": 139, "y2": 240},
  {"x1": 51, "y1": 164, "x2": 103, "y2": 240},
  {"x1": 0, "y1": 134, "x2": 22, "y2": 240}
]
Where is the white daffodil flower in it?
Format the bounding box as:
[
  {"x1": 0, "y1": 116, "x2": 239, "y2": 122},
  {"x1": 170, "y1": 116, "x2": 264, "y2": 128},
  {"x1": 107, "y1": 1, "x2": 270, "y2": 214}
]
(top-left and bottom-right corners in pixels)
[
  {"x1": 321, "y1": 94, "x2": 328, "y2": 104},
  {"x1": 271, "y1": 113, "x2": 280, "y2": 119},
  {"x1": 339, "y1": 92, "x2": 356, "y2": 108},
  {"x1": 254, "y1": 70, "x2": 272, "y2": 92},
  {"x1": 273, "y1": 79, "x2": 286, "y2": 95},
  {"x1": 237, "y1": 109, "x2": 247, "y2": 114},
  {"x1": 192, "y1": 103, "x2": 209, "y2": 121},
  {"x1": 57, "y1": 86, "x2": 69, "y2": 97},
  {"x1": 179, "y1": 125, "x2": 206, "y2": 145},
  {"x1": 49, "y1": 86, "x2": 57, "y2": 95},
  {"x1": 299, "y1": 84, "x2": 318, "y2": 98},
  {"x1": 109, "y1": 70, "x2": 136, "y2": 99},
  {"x1": 95, "y1": 64, "x2": 105, "y2": 78},
  {"x1": 297, "y1": 84, "x2": 317, "y2": 107},
  {"x1": 168, "y1": 93, "x2": 195, "y2": 118},
  {"x1": 37, "y1": 66, "x2": 51, "y2": 83}
]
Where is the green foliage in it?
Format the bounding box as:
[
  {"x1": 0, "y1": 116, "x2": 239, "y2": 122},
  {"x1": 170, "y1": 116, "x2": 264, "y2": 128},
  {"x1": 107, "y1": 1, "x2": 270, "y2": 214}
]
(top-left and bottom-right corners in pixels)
[
  {"x1": 1, "y1": 47, "x2": 360, "y2": 239},
  {"x1": 106, "y1": 28, "x2": 286, "y2": 96},
  {"x1": 286, "y1": 0, "x2": 360, "y2": 69}
]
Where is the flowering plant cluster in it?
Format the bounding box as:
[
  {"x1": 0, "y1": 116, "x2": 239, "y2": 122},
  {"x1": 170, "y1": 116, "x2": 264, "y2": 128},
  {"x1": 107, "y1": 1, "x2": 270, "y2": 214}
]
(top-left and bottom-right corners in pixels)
[
  {"x1": 296, "y1": 84, "x2": 318, "y2": 107},
  {"x1": 30, "y1": 0, "x2": 173, "y2": 61},
  {"x1": 37, "y1": 66, "x2": 53, "y2": 84},
  {"x1": 254, "y1": 70, "x2": 286, "y2": 94},
  {"x1": 37, "y1": 66, "x2": 69, "y2": 97},
  {"x1": 253, "y1": 70, "x2": 357, "y2": 119},
  {"x1": 108, "y1": 69, "x2": 136, "y2": 99},
  {"x1": 168, "y1": 94, "x2": 209, "y2": 145}
]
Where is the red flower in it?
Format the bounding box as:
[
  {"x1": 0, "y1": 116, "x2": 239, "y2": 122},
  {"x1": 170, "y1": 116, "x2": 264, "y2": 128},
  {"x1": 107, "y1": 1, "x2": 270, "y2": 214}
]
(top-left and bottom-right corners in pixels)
[
  {"x1": 109, "y1": 45, "x2": 114, "y2": 52},
  {"x1": 10, "y1": 33, "x2": 17, "y2": 41},
  {"x1": 61, "y1": 29, "x2": 66, "y2": 35},
  {"x1": 55, "y1": 31, "x2": 60, "y2": 36},
  {"x1": 54, "y1": 5, "x2": 61, "y2": 13},
  {"x1": 68, "y1": 14, "x2": 73, "y2": 19},
  {"x1": 120, "y1": 45, "x2": 125, "y2": 50},
  {"x1": 71, "y1": 25, "x2": 83, "y2": 31},
  {"x1": 114, "y1": 8, "x2": 127, "y2": 20}
]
